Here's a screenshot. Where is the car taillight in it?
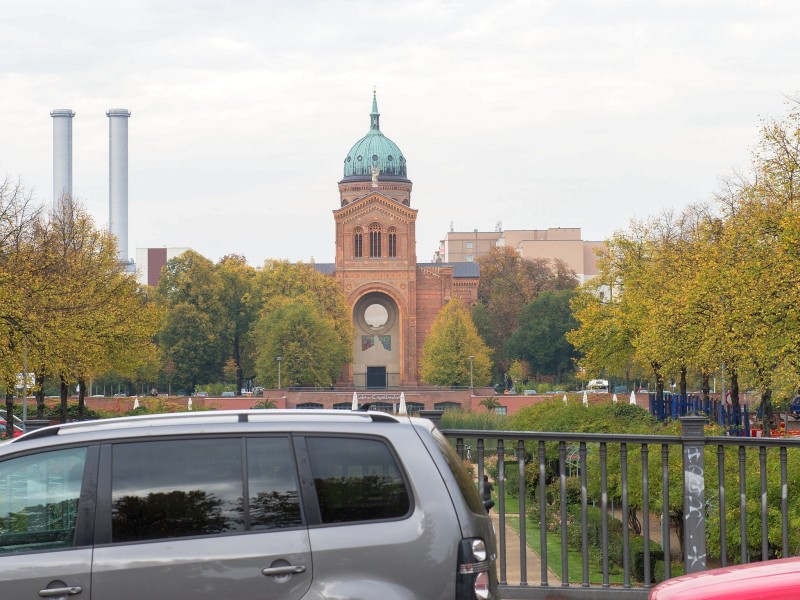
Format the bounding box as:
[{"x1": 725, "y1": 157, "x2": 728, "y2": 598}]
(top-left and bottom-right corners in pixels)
[{"x1": 456, "y1": 538, "x2": 495, "y2": 600}]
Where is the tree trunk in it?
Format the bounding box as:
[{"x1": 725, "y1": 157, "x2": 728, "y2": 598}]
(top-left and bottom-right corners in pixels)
[
  {"x1": 670, "y1": 507, "x2": 685, "y2": 554},
  {"x1": 762, "y1": 388, "x2": 774, "y2": 437},
  {"x1": 629, "y1": 507, "x2": 642, "y2": 536},
  {"x1": 234, "y1": 334, "x2": 244, "y2": 395},
  {"x1": 60, "y1": 375, "x2": 69, "y2": 424},
  {"x1": 701, "y1": 372, "x2": 710, "y2": 404},
  {"x1": 78, "y1": 376, "x2": 87, "y2": 421},
  {"x1": 679, "y1": 366, "x2": 687, "y2": 397},
  {"x1": 730, "y1": 369, "x2": 740, "y2": 411},
  {"x1": 35, "y1": 372, "x2": 46, "y2": 418},
  {"x1": 652, "y1": 362, "x2": 664, "y2": 403},
  {"x1": 4, "y1": 380, "x2": 14, "y2": 439}
]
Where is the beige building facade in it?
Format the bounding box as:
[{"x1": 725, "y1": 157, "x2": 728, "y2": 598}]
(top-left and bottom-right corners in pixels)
[{"x1": 438, "y1": 227, "x2": 604, "y2": 284}]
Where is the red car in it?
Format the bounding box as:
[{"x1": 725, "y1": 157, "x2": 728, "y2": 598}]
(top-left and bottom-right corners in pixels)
[
  {"x1": 650, "y1": 557, "x2": 800, "y2": 600},
  {"x1": 0, "y1": 418, "x2": 24, "y2": 438}
]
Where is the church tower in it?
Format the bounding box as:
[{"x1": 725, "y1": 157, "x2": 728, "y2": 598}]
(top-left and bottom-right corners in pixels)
[{"x1": 334, "y1": 92, "x2": 419, "y2": 387}]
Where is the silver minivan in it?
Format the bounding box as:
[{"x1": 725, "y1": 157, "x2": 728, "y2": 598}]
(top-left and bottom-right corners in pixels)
[{"x1": 0, "y1": 410, "x2": 499, "y2": 599}]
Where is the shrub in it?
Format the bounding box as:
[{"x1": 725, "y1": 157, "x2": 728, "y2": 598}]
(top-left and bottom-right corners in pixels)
[
  {"x1": 504, "y1": 460, "x2": 539, "y2": 502},
  {"x1": 44, "y1": 404, "x2": 102, "y2": 421}
]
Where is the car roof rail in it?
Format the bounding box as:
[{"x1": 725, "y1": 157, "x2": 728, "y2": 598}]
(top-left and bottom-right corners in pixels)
[{"x1": 9, "y1": 409, "x2": 402, "y2": 442}]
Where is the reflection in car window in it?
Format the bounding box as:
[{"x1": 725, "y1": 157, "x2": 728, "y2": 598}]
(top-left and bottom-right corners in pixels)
[
  {"x1": 430, "y1": 428, "x2": 485, "y2": 514},
  {"x1": 0, "y1": 448, "x2": 87, "y2": 554},
  {"x1": 111, "y1": 439, "x2": 244, "y2": 542},
  {"x1": 306, "y1": 437, "x2": 410, "y2": 524},
  {"x1": 247, "y1": 437, "x2": 302, "y2": 529}
]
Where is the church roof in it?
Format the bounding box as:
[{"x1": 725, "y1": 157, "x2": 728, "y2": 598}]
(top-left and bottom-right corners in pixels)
[
  {"x1": 419, "y1": 262, "x2": 481, "y2": 278},
  {"x1": 315, "y1": 262, "x2": 479, "y2": 278},
  {"x1": 341, "y1": 91, "x2": 409, "y2": 183}
]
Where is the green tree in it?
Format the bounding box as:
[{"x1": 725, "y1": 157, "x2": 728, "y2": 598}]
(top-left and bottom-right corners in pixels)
[
  {"x1": 250, "y1": 261, "x2": 352, "y2": 387},
  {"x1": 155, "y1": 251, "x2": 225, "y2": 392},
  {"x1": 477, "y1": 247, "x2": 578, "y2": 373},
  {"x1": 158, "y1": 303, "x2": 221, "y2": 392},
  {"x1": 253, "y1": 298, "x2": 347, "y2": 387},
  {"x1": 420, "y1": 299, "x2": 492, "y2": 386},
  {"x1": 506, "y1": 289, "x2": 579, "y2": 383},
  {"x1": 214, "y1": 255, "x2": 257, "y2": 394}
]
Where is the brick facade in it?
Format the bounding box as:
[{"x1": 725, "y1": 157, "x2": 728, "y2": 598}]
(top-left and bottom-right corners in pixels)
[{"x1": 333, "y1": 186, "x2": 478, "y2": 386}]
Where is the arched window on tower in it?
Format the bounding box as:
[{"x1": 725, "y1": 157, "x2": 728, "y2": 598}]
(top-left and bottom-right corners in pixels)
[
  {"x1": 388, "y1": 226, "x2": 397, "y2": 258},
  {"x1": 369, "y1": 223, "x2": 382, "y2": 258},
  {"x1": 353, "y1": 227, "x2": 363, "y2": 258}
]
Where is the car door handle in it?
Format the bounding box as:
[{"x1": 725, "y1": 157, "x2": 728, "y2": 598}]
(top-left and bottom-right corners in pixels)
[
  {"x1": 38, "y1": 586, "x2": 82, "y2": 597},
  {"x1": 262, "y1": 565, "x2": 306, "y2": 576}
]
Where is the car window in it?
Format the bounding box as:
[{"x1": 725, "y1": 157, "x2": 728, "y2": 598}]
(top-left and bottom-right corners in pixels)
[
  {"x1": 305, "y1": 436, "x2": 410, "y2": 524},
  {"x1": 0, "y1": 447, "x2": 87, "y2": 554},
  {"x1": 429, "y1": 427, "x2": 486, "y2": 514},
  {"x1": 111, "y1": 439, "x2": 245, "y2": 542},
  {"x1": 246, "y1": 437, "x2": 303, "y2": 529}
]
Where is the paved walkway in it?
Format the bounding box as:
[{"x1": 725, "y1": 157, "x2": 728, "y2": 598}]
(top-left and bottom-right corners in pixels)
[{"x1": 491, "y1": 512, "x2": 561, "y2": 585}]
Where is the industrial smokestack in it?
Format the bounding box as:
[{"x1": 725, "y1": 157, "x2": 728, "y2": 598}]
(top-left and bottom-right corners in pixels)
[
  {"x1": 107, "y1": 108, "x2": 131, "y2": 263},
  {"x1": 50, "y1": 109, "x2": 75, "y2": 210}
]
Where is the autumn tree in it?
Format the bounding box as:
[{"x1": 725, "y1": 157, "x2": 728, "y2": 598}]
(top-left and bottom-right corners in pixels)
[
  {"x1": 567, "y1": 228, "x2": 649, "y2": 388},
  {"x1": 35, "y1": 200, "x2": 160, "y2": 421},
  {"x1": 707, "y1": 103, "x2": 800, "y2": 427},
  {"x1": 475, "y1": 247, "x2": 578, "y2": 375},
  {"x1": 420, "y1": 299, "x2": 492, "y2": 387},
  {"x1": 0, "y1": 177, "x2": 42, "y2": 428},
  {"x1": 0, "y1": 187, "x2": 160, "y2": 425},
  {"x1": 569, "y1": 99, "x2": 800, "y2": 425}
]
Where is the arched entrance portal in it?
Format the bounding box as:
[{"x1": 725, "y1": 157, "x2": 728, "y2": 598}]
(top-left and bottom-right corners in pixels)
[{"x1": 353, "y1": 292, "x2": 400, "y2": 388}]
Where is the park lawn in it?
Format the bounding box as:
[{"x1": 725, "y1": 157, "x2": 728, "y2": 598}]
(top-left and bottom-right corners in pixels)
[{"x1": 499, "y1": 495, "x2": 625, "y2": 585}]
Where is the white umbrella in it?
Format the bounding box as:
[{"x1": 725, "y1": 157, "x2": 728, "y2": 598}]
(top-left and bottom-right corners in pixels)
[
  {"x1": 612, "y1": 394, "x2": 618, "y2": 404},
  {"x1": 398, "y1": 391, "x2": 407, "y2": 415},
  {"x1": 630, "y1": 390, "x2": 637, "y2": 405},
  {"x1": 582, "y1": 391, "x2": 588, "y2": 406},
  {"x1": 562, "y1": 393, "x2": 568, "y2": 404},
  {"x1": 133, "y1": 397, "x2": 140, "y2": 410},
  {"x1": 187, "y1": 398, "x2": 192, "y2": 411},
  {"x1": 352, "y1": 391, "x2": 359, "y2": 410}
]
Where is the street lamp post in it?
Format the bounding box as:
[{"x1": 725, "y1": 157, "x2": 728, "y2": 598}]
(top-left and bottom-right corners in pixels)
[
  {"x1": 469, "y1": 355, "x2": 475, "y2": 391},
  {"x1": 277, "y1": 356, "x2": 282, "y2": 389}
]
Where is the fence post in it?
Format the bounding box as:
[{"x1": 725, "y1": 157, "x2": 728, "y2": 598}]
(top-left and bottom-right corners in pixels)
[
  {"x1": 680, "y1": 416, "x2": 707, "y2": 573},
  {"x1": 419, "y1": 409, "x2": 443, "y2": 429}
]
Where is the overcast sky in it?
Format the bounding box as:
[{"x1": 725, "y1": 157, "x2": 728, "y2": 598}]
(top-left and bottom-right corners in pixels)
[{"x1": 2, "y1": 0, "x2": 798, "y2": 266}]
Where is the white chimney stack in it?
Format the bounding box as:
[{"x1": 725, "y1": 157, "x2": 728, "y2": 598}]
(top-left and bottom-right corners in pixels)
[
  {"x1": 51, "y1": 109, "x2": 75, "y2": 210},
  {"x1": 107, "y1": 108, "x2": 131, "y2": 263}
]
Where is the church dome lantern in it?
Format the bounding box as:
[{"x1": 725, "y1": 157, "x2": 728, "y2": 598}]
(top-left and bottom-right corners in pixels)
[{"x1": 341, "y1": 91, "x2": 410, "y2": 183}]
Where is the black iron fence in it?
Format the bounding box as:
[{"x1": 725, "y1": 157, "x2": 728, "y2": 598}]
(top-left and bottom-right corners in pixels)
[
  {"x1": 352, "y1": 372, "x2": 400, "y2": 388},
  {"x1": 442, "y1": 417, "x2": 800, "y2": 599}
]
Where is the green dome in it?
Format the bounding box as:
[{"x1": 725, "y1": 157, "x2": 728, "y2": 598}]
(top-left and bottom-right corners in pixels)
[{"x1": 341, "y1": 92, "x2": 409, "y2": 182}]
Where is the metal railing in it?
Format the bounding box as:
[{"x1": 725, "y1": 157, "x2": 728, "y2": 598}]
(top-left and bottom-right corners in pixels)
[
  {"x1": 442, "y1": 417, "x2": 800, "y2": 599},
  {"x1": 352, "y1": 372, "x2": 401, "y2": 388}
]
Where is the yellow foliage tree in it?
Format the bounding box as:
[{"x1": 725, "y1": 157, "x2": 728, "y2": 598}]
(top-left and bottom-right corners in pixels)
[{"x1": 420, "y1": 300, "x2": 492, "y2": 387}]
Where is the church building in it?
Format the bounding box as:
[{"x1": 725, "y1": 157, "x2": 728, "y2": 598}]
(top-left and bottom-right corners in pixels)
[{"x1": 329, "y1": 93, "x2": 478, "y2": 388}]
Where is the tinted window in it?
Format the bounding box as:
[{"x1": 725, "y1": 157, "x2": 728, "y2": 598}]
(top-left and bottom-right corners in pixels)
[
  {"x1": 429, "y1": 428, "x2": 485, "y2": 514},
  {"x1": 306, "y1": 437, "x2": 410, "y2": 524},
  {"x1": 247, "y1": 437, "x2": 302, "y2": 529},
  {"x1": 0, "y1": 448, "x2": 87, "y2": 554},
  {"x1": 111, "y1": 439, "x2": 244, "y2": 542}
]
